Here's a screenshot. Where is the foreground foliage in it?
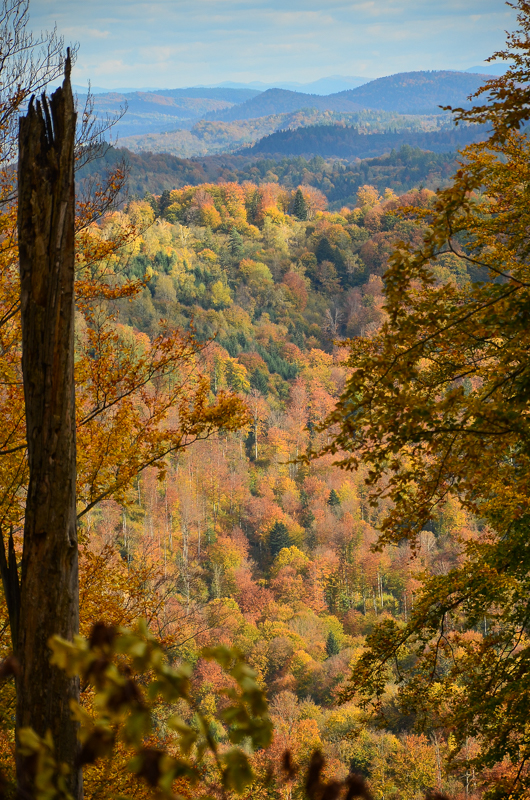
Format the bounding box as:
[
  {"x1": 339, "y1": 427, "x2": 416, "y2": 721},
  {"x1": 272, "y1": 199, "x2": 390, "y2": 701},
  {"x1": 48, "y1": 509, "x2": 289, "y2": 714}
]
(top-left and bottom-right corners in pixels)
[{"x1": 3, "y1": 622, "x2": 271, "y2": 799}]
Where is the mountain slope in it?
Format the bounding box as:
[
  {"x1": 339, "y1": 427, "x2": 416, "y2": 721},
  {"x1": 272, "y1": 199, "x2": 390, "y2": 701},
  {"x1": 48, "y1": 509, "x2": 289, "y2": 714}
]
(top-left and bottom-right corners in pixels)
[
  {"x1": 203, "y1": 88, "x2": 365, "y2": 122},
  {"x1": 85, "y1": 87, "x2": 261, "y2": 137},
  {"x1": 119, "y1": 109, "x2": 444, "y2": 158},
  {"x1": 205, "y1": 71, "x2": 490, "y2": 123},
  {"x1": 337, "y1": 70, "x2": 488, "y2": 114},
  {"x1": 246, "y1": 122, "x2": 486, "y2": 158}
]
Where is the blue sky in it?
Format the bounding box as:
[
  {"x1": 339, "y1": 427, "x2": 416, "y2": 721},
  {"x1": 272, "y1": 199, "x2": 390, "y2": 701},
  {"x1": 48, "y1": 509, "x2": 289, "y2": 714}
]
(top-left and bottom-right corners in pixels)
[{"x1": 31, "y1": 0, "x2": 517, "y2": 89}]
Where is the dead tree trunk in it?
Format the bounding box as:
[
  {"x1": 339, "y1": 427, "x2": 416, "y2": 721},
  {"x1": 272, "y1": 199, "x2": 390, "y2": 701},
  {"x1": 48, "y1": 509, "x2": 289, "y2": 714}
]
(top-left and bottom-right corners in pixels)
[{"x1": 16, "y1": 53, "x2": 81, "y2": 798}]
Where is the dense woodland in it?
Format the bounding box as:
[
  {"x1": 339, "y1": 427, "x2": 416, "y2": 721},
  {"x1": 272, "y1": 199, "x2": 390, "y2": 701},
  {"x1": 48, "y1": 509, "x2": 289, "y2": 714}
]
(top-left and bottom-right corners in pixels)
[
  {"x1": 119, "y1": 109, "x2": 452, "y2": 159},
  {"x1": 246, "y1": 121, "x2": 485, "y2": 158},
  {"x1": 4, "y1": 2, "x2": 530, "y2": 799},
  {"x1": 0, "y1": 180, "x2": 484, "y2": 797},
  {"x1": 79, "y1": 145, "x2": 460, "y2": 207}
]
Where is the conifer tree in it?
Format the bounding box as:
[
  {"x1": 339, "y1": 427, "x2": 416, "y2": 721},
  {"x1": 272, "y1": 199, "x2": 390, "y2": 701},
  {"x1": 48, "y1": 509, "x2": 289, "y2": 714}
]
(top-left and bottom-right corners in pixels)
[
  {"x1": 229, "y1": 227, "x2": 244, "y2": 262},
  {"x1": 326, "y1": 630, "x2": 340, "y2": 657},
  {"x1": 293, "y1": 188, "x2": 308, "y2": 220},
  {"x1": 327, "y1": 489, "x2": 341, "y2": 508},
  {"x1": 269, "y1": 521, "x2": 291, "y2": 558},
  {"x1": 251, "y1": 369, "x2": 269, "y2": 395}
]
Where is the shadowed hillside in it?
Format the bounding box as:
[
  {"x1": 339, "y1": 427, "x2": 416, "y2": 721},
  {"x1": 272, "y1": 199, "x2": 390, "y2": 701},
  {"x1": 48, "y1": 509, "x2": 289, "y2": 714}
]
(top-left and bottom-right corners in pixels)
[
  {"x1": 246, "y1": 121, "x2": 486, "y2": 158},
  {"x1": 203, "y1": 87, "x2": 365, "y2": 122}
]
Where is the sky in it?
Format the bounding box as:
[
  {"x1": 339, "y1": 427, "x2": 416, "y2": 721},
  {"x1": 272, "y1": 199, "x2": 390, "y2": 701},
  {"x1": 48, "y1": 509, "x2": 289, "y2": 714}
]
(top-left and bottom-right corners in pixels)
[{"x1": 30, "y1": 0, "x2": 518, "y2": 90}]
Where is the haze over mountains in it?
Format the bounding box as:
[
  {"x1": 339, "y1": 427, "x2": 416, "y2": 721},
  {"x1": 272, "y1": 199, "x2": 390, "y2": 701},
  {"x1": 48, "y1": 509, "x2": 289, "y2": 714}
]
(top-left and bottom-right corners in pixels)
[
  {"x1": 200, "y1": 76, "x2": 370, "y2": 94},
  {"x1": 93, "y1": 69, "x2": 491, "y2": 143}
]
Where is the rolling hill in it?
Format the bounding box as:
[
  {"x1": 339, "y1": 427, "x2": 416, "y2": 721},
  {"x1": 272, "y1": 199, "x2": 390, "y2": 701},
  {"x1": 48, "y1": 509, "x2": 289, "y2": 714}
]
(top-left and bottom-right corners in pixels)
[
  {"x1": 82, "y1": 71, "x2": 492, "y2": 140},
  {"x1": 83, "y1": 87, "x2": 261, "y2": 137},
  {"x1": 336, "y1": 70, "x2": 489, "y2": 114},
  {"x1": 245, "y1": 121, "x2": 486, "y2": 159},
  {"x1": 203, "y1": 87, "x2": 365, "y2": 122},
  {"x1": 205, "y1": 70, "x2": 489, "y2": 124},
  {"x1": 118, "y1": 109, "x2": 446, "y2": 159}
]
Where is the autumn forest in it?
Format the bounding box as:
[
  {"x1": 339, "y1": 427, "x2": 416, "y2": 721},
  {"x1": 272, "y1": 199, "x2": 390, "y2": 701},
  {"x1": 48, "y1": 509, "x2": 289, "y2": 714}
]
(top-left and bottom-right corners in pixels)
[{"x1": 2, "y1": 2, "x2": 530, "y2": 799}]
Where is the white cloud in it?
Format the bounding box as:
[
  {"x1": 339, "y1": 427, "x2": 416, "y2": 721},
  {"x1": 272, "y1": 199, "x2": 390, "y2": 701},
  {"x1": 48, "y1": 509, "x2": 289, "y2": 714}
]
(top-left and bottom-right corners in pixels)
[{"x1": 29, "y1": 0, "x2": 517, "y2": 88}]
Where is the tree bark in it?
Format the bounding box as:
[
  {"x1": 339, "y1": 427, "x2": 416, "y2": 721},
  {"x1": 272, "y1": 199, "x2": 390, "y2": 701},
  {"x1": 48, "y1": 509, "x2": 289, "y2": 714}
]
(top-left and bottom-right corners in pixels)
[{"x1": 16, "y1": 53, "x2": 81, "y2": 798}]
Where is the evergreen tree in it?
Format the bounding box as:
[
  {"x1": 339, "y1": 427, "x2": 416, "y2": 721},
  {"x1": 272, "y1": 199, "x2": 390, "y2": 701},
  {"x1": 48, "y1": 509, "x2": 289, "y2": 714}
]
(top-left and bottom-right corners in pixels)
[
  {"x1": 316, "y1": 236, "x2": 349, "y2": 286},
  {"x1": 316, "y1": 236, "x2": 335, "y2": 264},
  {"x1": 293, "y1": 188, "x2": 308, "y2": 220},
  {"x1": 229, "y1": 227, "x2": 244, "y2": 262},
  {"x1": 269, "y1": 521, "x2": 291, "y2": 557},
  {"x1": 327, "y1": 489, "x2": 341, "y2": 508},
  {"x1": 159, "y1": 189, "x2": 172, "y2": 217},
  {"x1": 326, "y1": 630, "x2": 340, "y2": 658},
  {"x1": 251, "y1": 369, "x2": 269, "y2": 395}
]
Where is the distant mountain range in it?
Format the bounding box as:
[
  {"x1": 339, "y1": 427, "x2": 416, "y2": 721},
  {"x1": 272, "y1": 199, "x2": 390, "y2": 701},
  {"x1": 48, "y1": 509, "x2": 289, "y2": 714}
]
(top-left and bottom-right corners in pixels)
[
  {"x1": 86, "y1": 87, "x2": 260, "y2": 138},
  {"x1": 78, "y1": 69, "x2": 496, "y2": 149},
  {"x1": 206, "y1": 71, "x2": 489, "y2": 124},
  {"x1": 70, "y1": 65, "x2": 508, "y2": 97},
  {"x1": 465, "y1": 63, "x2": 512, "y2": 75},
  {"x1": 70, "y1": 75, "x2": 370, "y2": 96},
  {"x1": 200, "y1": 76, "x2": 370, "y2": 94}
]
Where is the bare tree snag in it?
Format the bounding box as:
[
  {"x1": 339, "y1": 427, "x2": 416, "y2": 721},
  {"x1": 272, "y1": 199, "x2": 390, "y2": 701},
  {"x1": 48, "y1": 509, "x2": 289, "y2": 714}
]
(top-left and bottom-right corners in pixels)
[{"x1": 16, "y1": 52, "x2": 80, "y2": 798}]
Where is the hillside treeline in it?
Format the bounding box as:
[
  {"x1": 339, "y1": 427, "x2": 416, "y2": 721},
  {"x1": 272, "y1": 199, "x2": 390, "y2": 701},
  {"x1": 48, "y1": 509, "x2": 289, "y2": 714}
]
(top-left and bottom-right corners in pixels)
[
  {"x1": 247, "y1": 121, "x2": 486, "y2": 158},
  {"x1": 79, "y1": 145, "x2": 459, "y2": 208}
]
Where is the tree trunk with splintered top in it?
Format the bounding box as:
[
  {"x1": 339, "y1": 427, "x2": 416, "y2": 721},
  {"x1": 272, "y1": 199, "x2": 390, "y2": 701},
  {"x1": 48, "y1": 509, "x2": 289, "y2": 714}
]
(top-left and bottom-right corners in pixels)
[{"x1": 16, "y1": 51, "x2": 81, "y2": 797}]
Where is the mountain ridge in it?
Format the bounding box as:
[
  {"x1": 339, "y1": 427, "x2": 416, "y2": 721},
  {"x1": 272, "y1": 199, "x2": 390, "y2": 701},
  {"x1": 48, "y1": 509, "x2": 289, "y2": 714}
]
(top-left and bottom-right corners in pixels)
[
  {"x1": 243, "y1": 121, "x2": 486, "y2": 159},
  {"x1": 206, "y1": 71, "x2": 490, "y2": 124},
  {"x1": 80, "y1": 70, "x2": 492, "y2": 140}
]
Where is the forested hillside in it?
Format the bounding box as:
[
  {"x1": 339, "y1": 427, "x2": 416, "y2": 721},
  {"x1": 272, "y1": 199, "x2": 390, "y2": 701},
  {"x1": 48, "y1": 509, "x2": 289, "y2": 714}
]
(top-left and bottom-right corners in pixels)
[
  {"x1": 205, "y1": 71, "x2": 487, "y2": 123},
  {"x1": 38, "y1": 180, "x2": 483, "y2": 797},
  {"x1": 334, "y1": 70, "x2": 488, "y2": 113},
  {"x1": 245, "y1": 121, "x2": 485, "y2": 158},
  {"x1": 79, "y1": 145, "x2": 459, "y2": 206},
  {"x1": 89, "y1": 70, "x2": 488, "y2": 140},
  {"x1": 5, "y1": 1, "x2": 530, "y2": 796},
  {"x1": 119, "y1": 109, "x2": 450, "y2": 158},
  {"x1": 82, "y1": 86, "x2": 261, "y2": 137}
]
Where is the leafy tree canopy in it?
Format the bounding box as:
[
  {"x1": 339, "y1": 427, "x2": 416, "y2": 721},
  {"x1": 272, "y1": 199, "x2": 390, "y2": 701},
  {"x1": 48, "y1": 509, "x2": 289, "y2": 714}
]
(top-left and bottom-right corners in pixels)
[{"x1": 318, "y1": 1, "x2": 530, "y2": 793}]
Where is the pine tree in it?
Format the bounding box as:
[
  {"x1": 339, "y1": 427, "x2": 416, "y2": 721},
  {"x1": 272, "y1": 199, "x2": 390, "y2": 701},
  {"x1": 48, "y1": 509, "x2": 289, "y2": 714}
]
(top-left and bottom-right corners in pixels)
[
  {"x1": 251, "y1": 369, "x2": 269, "y2": 395},
  {"x1": 327, "y1": 489, "x2": 341, "y2": 508},
  {"x1": 159, "y1": 189, "x2": 172, "y2": 216},
  {"x1": 269, "y1": 521, "x2": 291, "y2": 557},
  {"x1": 316, "y1": 236, "x2": 335, "y2": 264},
  {"x1": 293, "y1": 188, "x2": 308, "y2": 221},
  {"x1": 326, "y1": 630, "x2": 340, "y2": 657},
  {"x1": 229, "y1": 227, "x2": 244, "y2": 262}
]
